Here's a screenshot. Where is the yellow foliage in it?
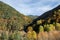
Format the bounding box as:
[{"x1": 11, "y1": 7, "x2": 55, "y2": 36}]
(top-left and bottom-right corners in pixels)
[
  {"x1": 27, "y1": 30, "x2": 37, "y2": 39},
  {"x1": 32, "y1": 31, "x2": 37, "y2": 39},
  {"x1": 27, "y1": 31, "x2": 32, "y2": 39},
  {"x1": 27, "y1": 26, "x2": 33, "y2": 31},
  {"x1": 27, "y1": 26, "x2": 37, "y2": 39},
  {"x1": 39, "y1": 26, "x2": 44, "y2": 32},
  {"x1": 56, "y1": 23, "x2": 60, "y2": 30},
  {"x1": 47, "y1": 18, "x2": 51, "y2": 23},
  {"x1": 58, "y1": 9, "x2": 60, "y2": 12},
  {"x1": 50, "y1": 24, "x2": 55, "y2": 30},
  {"x1": 37, "y1": 20, "x2": 42, "y2": 24}
]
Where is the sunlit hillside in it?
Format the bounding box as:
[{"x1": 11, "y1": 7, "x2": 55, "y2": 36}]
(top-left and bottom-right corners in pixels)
[{"x1": 0, "y1": 1, "x2": 32, "y2": 31}]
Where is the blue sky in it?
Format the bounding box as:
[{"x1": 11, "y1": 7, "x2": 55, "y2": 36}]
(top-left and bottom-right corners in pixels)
[{"x1": 0, "y1": 0, "x2": 60, "y2": 16}]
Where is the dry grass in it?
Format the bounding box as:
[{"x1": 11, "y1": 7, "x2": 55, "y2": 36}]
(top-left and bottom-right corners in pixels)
[
  {"x1": 38, "y1": 31, "x2": 60, "y2": 40},
  {"x1": 0, "y1": 30, "x2": 60, "y2": 40}
]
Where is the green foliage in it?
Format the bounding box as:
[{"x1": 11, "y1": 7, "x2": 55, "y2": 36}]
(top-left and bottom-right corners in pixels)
[
  {"x1": 1, "y1": 31, "x2": 8, "y2": 40},
  {"x1": 13, "y1": 31, "x2": 21, "y2": 40}
]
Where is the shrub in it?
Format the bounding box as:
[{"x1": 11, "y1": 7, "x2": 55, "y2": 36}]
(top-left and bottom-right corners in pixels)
[
  {"x1": 56, "y1": 23, "x2": 60, "y2": 30},
  {"x1": 27, "y1": 26, "x2": 37, "y2": 40},
  {"x1": 1, "y1": 31, "x2": 9, "y2": 40},
  {"x1": 37, "y1": 20, "x2": 42, "y2": 25},
  {"x1": 39, "y1": 26, "x2": 44, "y2": 32}
]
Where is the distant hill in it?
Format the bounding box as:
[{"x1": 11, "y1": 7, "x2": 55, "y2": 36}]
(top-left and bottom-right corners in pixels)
[
  {"x1": 0, "y1": 1, "x2": 32, "y2": 31},
  {"x1": 25, "y1": 5, "x2": 60, "y2": 33},
  {"x1": 28, "y1": 15, "x2": 38, "y2": 19}
]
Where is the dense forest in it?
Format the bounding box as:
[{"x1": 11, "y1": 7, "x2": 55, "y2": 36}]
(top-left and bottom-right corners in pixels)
[{"x1": 0, "y1": 1, "x2": 60, "y2": 40}]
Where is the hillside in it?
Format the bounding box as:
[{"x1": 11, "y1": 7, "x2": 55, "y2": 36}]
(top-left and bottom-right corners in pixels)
[
  {"x1": 28, "y1": 15, "x2": 38, "y2": 19},
  {"x1": 25, "y1": 5, "x2": 60, "y2": 33},
  {"x1": 0, "y1": 1, "x2": 32, "y2": 31}
]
